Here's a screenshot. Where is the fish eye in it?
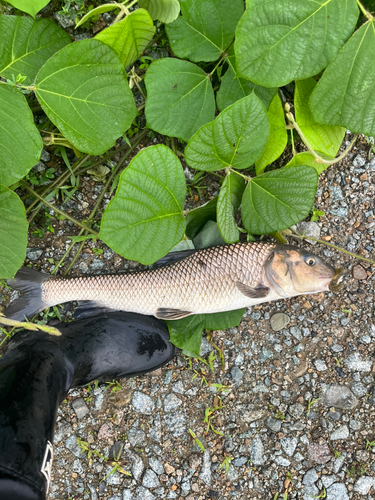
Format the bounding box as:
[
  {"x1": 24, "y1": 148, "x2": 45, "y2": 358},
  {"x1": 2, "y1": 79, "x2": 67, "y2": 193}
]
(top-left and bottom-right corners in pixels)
[{"x1": 304, "y1": 256, "x2": 316, "y2": 266}]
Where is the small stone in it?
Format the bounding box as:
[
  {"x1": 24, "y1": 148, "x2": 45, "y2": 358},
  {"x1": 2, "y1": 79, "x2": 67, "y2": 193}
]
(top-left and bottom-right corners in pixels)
[
  {"x1": 198, "y1": 451, "x2": 211, "y2": 486},
  {"x1": 290, "y1": 326, "x2": 302, "y2": 341},
  {"x1": 314, "y1": 360, "x2": 328, "y2": 371},
  {"x1": 321, "y1": 475, "x2": 337, "y2": 488},
  {"x1": 281, "y1": 437, "x2": 298, "y2": 457},
  {"x1": 275, "y1": 456, "x2": 291, "y2": 466},
  {"x1": 164, "y1": 393, "x2": 182, "y2": 412},
  {"x1": 164, "y1": 463, "x2": 175, "y2": 475},
  {"x1": 333, "y1": 452, "x2": 347, "y2": 474},
  {"x1": 97, "y1": 422, "x2": 113, "y2": 440},
  {"x1": 150, "y1": 413, "x2": 162, "y2": 442},
  {"x1": 163, "y1": 411, "x2": 186, "y2": 437},
  {"x1": 54, "y1": 12, "x2": 76, "y2": 28},
  {"x1": 288, "y1": 403, "x2": 304, "y2": 419},
  {"x1": 349, "y1": 419, "x2": 362, "y2": 431},
  {"x1": 296, "y1": 221, "x2": 321, "y2": 244},
  {"x1": 249, "y1": 434, "x2": 265, "y2": 465},
  {"x1": 329, "y1": 185, "x2": 344, "y2": 201},
  {"x1": 345, "y1": 353, "x2": 372, "y2": 372},
  {"x1": 231, "y1": 366, "x2": 243, "y2": 387},
  {"x1": 132, "y1": 392, "x2": 155, "y2": 415},
  {"x1": 350, "y1": 381, "x2": 367, "y2": 397},
  {"x1": 233, "y1": 456, "x2": 248, "y2": 467},
  {"x1": 72, "y1": 459, "x2": 84, "y2": 474},
  {"x1": 90, "y1": 259, "x2": 104, "y2": 271},
  {"x1": 330, "y1": 425, "x2": 349, "y2": 440},
  {"x1": 26, "y1": 248, "x2": 43, "y2": 261},
  {"x1": 353, "y1": 155, "x2": 366, "y2": 167},
  {"x1": 265, "y1": 416, "x2": 282, "y2": 432},
  {"x1": 65, "y1": 435, "x2": 84, "y2": 458},
  {"x1": 352, "y1": 265, "x2": 367, "y2": 280},
  {"x1": 326, "y1": 483, "x2": 349, "y2": 500},
  {"x1": 303, "y1": 469, "x2": 319, "y2": 487},
  {"x1": 142, "y1": 470, "x2": 160, "y2": 488},
  {"x1": 270, "y1": 313, "x2": 290, "y2": 331},
  {"x1": 126, "y1": 451, "x2": 144, "y2": 481},
  {"x1": 308, "y1": 443, "x2": 332, "y2": 464},
  {"x1": 171, "y1": 381, "x2": 184, "y2": 394},
  {"x1": 260, "y1": 347, "x2": 273, "y2": 362},
  {"x1": 353, "y1": 476, "x2": 375, "y2": 494},
  {"x1": 149, "y1": 457, "x2": 164, "y2": 475},
  {"x1": 72, "y1": 398, "x2": 89, "y2": 419},
  {"x1": 321, "y1": 385, "x2": 358, "y2": 409},
  {"x1": 123, "y1": 490, "x2": 133, "y2": 500},
  {"x1": 136, "y1": 486, "x2": 155, "y2": 500},
  {"x1": 128, "y1": 428, "x2": 146, "y2": 447}
]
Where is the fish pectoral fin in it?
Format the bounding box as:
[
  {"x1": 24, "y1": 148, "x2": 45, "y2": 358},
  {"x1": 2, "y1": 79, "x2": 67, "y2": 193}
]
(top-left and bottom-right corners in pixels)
[
  {"x1": 155, "y1": 308, "x2": 193, "y2": 320},
  {"x1": 74, "y1": 301, "x2": 117, "y2": 320},
  {"x1": 235, "y1": 281, "x2": 270, "y2": 299}
]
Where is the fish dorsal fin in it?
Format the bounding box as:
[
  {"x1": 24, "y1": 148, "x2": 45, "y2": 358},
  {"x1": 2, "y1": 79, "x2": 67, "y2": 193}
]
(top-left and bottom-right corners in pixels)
[
  {"x1": 235, "y1": 282, "x2": 270, "y2": 299},
  {"x1": 152, "y1": 250, "x2": 196, "y2": 269},
  {"x1": 155, "y1": 308, "x2": 193, "y2": 320}
]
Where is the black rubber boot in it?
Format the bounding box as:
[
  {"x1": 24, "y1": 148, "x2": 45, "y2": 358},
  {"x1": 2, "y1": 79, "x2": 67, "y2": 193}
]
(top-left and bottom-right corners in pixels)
[{"x1": 0, "y1": 312, "x2": 176, "y2": 499}]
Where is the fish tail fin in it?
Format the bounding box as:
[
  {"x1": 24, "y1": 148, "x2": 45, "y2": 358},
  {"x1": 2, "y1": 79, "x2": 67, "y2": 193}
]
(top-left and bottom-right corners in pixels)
[{"x1": 5, "y1": 267, "x2": 50, "y2": 321}]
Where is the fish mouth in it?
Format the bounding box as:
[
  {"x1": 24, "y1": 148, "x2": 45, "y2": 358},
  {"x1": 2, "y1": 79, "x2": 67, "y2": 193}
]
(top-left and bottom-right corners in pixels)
[{"x1": 328, "y1": 268, "x2": 345, "y2": 293}]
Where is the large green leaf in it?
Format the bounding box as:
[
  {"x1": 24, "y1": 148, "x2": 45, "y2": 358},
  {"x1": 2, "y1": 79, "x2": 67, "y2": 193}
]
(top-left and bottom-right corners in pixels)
[
  {"x1": 95, "y1": 9, "x2": 156, "y2": 68},
  {"x1": 0, "y1": 16, "x2": 71, "y2": 85},
  {"x1": 166, "y1": 0, "x2": 243, "y2": 62},
  {"x1": 4, "y1": 0, "x2": 50, "y2": 18},
  {"x1": 0, "y1": 85, "x2": 43, "y2": 187},
  {"x1": 310, "y1": 20, "x2": 375, "y2": 136},
  {"x1": 0, "y1": 186, "x2": 28, "y2": 279},
  {"x1": 185, "y1": 93, "x2": 269, "y2": 171},
  {"x1": 138, "y1": 0, "x2": 180, "y2": 23},
  {"x1": 285, "y1": 152, "x2": 334, "y2": 175},
  {"x1": 100, "y1": 145, "x2": 186, "y2": 265},
  {"x1": 168, "y1": 308, "x2": 245, "y2": 356},
  {"x1": 255, "y1": 94, "x2": 287, "y2": 174},
  {"x1": 295, "y1": 78, "x2": 345, "y2": 157},
  {"x1": 241, "y1": 165, "x2": 318, "y2": 234},
  {"x1": 34, "y1": 39, "x2": 137, "y2": 155},
  {"x1": 145, "y1": 58, "x2": 215, "y2": 142},
  {"x1": 185, "y1": 197, "x2": 218, "y2": 240},
  {"x1": 217, "y1": 173, "x2": 245, "y2": 243},
  {"x1": 235, "y1": 0, "x2": 359, "y2": 87},
  {"x1": 216, "y1": 48, "x2": 277, "y2": 112}
]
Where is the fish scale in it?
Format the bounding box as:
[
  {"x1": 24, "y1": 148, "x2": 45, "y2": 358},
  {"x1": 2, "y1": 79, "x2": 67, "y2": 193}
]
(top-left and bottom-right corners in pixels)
[{"x1": 42, "y1": 242, "x2": 276, "y2": 317}]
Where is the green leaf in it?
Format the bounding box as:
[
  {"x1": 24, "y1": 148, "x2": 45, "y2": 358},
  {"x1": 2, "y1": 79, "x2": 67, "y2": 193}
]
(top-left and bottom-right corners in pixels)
[
  {"x1": 295, "y1": 78, "x2": 345, "y2": 157},
  {"x1": 100, "y1": 145, "x2": 186, "y2": 265},
  {"x1": 310, "y1": 19, "x2": 375, "y2": 136},
  {"x1": 0, "y1": 16, "x2": 71, "y2": 85},
  {"x1": 255, "y1": 94, "x2": 287, "y2": 174},
  {"x1": 0, "y1": 186, "x2": 28, "y2": 279},
  {"x1": 241, "y1": 165, "x2": 318, "y2": 234},
  {"x1": 145, "y1": 58, "x2": 215, "y2": 142},
  {"x1": 185, "y1": 93, "x2": 269, "y2": 171},
  {"x1": 138, "y1": 0, "x2": 181, "y2": 23},
  {"x1": 166, "y1": 0, "x2": 243, "y2": 62},
  {"x1": 217, "y1": 173, "x2": 245, "y2": 243},
  {"x1": 34, "y1": 39, "x2": 137, "y2": 155},
  {"x1": 235, "y1": 0, "x2": 359, "y2": 87},
  {"x1": 75, "y1": 3, "x2": 121, "y2": 28},
  {"x1": 284, "y1": 152, "x2": 334, "y2": 175},
  {"x1": 0, "y1": 85, "x2": 43, "y2": 186},
  {"x1": 216, "y1": 48, "x2": 277, "y2": 112},
  {"x1": 95, "y1": 9, "x2": 156, "y2": 68},
  {"x1": 168, "y1": 308, "x2": 245, "y2": 356},
  {"x1": 4, "y1": 0, "x2": 50, "y2": 18},
  {"x1": 186, "y1": 197, "x2": 218, "y2": 240}
]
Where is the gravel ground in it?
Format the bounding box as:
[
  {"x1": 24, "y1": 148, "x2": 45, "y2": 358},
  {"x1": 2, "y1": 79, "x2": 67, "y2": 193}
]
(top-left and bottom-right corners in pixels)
[{"x1": 1, "y1": 133, "x2": 374, "y2": 500}]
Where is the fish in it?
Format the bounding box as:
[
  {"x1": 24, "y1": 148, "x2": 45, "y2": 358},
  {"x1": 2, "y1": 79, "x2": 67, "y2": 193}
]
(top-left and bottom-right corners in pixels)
[{"x1": 5, "y1": 242, "x2": 337, "y2": 322}]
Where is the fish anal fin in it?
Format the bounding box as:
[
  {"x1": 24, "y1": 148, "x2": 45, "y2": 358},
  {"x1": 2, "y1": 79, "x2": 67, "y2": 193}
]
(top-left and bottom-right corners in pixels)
[
  {"x1": 235, "y1": 282, "x2": 270, "y2": 299},
  {"x1": 155, "y1": 308, "x2": 193, "y2": 320},
  {"x1": 74, "y1": 301, "x2": 117, "y2": 320}
]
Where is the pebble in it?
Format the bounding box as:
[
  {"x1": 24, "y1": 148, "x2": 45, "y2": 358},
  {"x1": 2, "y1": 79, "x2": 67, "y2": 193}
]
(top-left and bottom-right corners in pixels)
[
  {"x1": 321, "y1": 384, "x2": 358, "y2": 409},
  {"x1": 296, "y1": 221, "x2": 321, "y2": 243},
  {"x1": 72, "y1": 398, "x2": 89, "y2": 419},
  {"x1": 249, "y1": 435, "x2": 265, "y2": 465},
  {"x1": 303, "y1": 469, "x2": 318, "y2": 486},
  {"x1": 352, "y1": 264, "x2": 367, "y2": 279},
  {"x1": 97, "y1": 422, "x2": 113, "y2": 440},
  {"x1": 149, "y1": 457, "x2": 164, "y2": 475},
  {"x1": 136, "y1": 486, "x2": 155, "y2": 500},
  {"x1": 142, "y1": 470, "x2": 160, "y2": 488},
  {"x1": 330, "y1": 425, "x2": 349, "y2": 440},
  {"x1": 231, "y1": 366, "x2": 243, "y2": 387},
  {"x1": 126, "y1": 451, "x2": 144, "y2": 481},
  {"x1": 123, "y1": 490, "x2": 133, "y2": 500},
  {"x1": 353, "y1": 476, "x2": 375, "y2": 494},
  {"x1": 288, "y1": 403, "x2": 304, "y2": 419},
  {"x1": 326, "y1": 483, "x2": 349, "y2": 500},
  {"x1": 265, "y1": 416, "x2": 282, "y2": 432},
  {"x1": 350, "y1": 381, "x2": 367, "y2": 397},
  {"x1": 163, "y1": 411, "x2": 186, "y2": 437},
  {"x1": 128, "y1": 428, "x2": 146, "y2": 447},
  {"x1": 198, "y1": 451, "x2": 211, "y2": 486},
  {"x1": 280, "y1": 437, "x2": 298, "y2": 457},
  {"x1": 150, "y1": 413, "x2": 162, "y2": 442},
  {"x1": 345, "y1": 353, "x2": 372, "y2": 372},
  {"x1": 270, "y1": 313, "x2": 290, "y2": 331},
  {"x1": 290, "y1": 326, "x2": 302, "y2": 341},
  {"x1": 132, "y1": 392, "x2": 155, "y2": 414},
  {"x1": 314, "y1": 359, "x2": 327, "y2": 371},
  {"x1": 308, "y1": 443, "x2": 332, "y2": 464},
  {"x1": 171, "y1": 381, "x2": 184, "y2": 394},
  {"x1": 164, "y1": 393, "x2": 182, "y2": 412},
  {"x1": 54, "y1": 12, "x2": 75, "y2": 28},
  {"x1": 275, "y1": 456, "x2": 291, "y2": 466},
  {"x1": 26, "y1": 248, "x2": 43, "y2": 261},
  {"x1": 349, "y1": 419, "x2": 362, "y2": 431},
  {"x1": 259, "y1": 347, "x2": 273, "y2": 362}
]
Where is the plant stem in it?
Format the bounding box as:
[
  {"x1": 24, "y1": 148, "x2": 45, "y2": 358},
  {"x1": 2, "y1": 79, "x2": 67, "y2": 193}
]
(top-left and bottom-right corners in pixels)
[
  {"x1": 208, "y1": 56, "x2": 225, "y2": 78},
  {"x1": 21, "y1": 182, "x2": 99, "y2": 236},
  {"x1": 289, "y1": 232, "x2": 375, "y2": 266},
  {"x1": 229, "y1": 168, "x2": 251, "y2": 182},
  {"x1": 326, "y1": 134, "x2": 358, "y2": 165},
  {"x1": 356, "y1": 0, "x2": 373, "y2": 20}
]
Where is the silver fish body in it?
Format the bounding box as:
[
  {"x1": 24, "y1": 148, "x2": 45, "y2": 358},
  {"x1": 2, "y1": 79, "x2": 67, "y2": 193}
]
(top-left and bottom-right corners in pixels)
[{"x1": 5, "y1": 242, "x2": 336, "y2": 321}]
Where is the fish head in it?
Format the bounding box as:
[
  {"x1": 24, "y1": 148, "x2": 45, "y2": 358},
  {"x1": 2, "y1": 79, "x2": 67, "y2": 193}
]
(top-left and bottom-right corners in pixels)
[{"x1": 265, "y1": 245, "x2": 336, "y2": 297}]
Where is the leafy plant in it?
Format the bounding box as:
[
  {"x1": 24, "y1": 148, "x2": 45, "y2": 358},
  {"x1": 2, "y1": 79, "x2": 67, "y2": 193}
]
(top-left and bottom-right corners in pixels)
[{"x1": 0, "y1": 0, "x2": 374, "y2": 354}]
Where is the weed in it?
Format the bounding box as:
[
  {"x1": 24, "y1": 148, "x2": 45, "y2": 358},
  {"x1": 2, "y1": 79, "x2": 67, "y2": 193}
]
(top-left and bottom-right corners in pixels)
[
  {"x1": 334, "y1": 357, "x2": 343, "y2": 367},
  {"x1": 311, "y1": 489, "x2": 327, "y2": 499},
  {"x1": 204, "y1": 399, "x2": 225, "y2": 436},
  {"x1": 274, "y1": 409, "x2": 285, "y2": 420},
  {"x1": 105, "y1": 380, "x2": 122, "y2": 394},
  {"x1": 219, "y1": 454, "x2": 233, "y2": 474},
  {"x1": 307, "y1": 397, "x2": 320, "y2": 416},
  {"x1": 311, "y1": 208, "x2": 325, "y2": 222},
  {"x1": 365, "y1": 439, "x2": 375, "y2": 450},
  {"x1": 332, "y1": 449, "x2": 341, "y2": 459},
  {"x1": 346, "y1": 461, "x2": 368, "y2": 478},
  {"x1": 189, "y1": 429, "x2": 206, "y2": 452}
]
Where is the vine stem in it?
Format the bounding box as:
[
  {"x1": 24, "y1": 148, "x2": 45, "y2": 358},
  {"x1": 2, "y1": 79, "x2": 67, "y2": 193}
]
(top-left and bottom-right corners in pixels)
[
  {"x1": 21, "y1": 182, "x2": 99, "y2": 236},
  {"x1": 288, "y1": 232, "x2": 375, "y2": 266},
  {"x1": 286, "y1": 108, "x2": 358, "y2": 165},
  {"x1": 356, "y1": 0, "x2": 373, "y2": 20}
]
